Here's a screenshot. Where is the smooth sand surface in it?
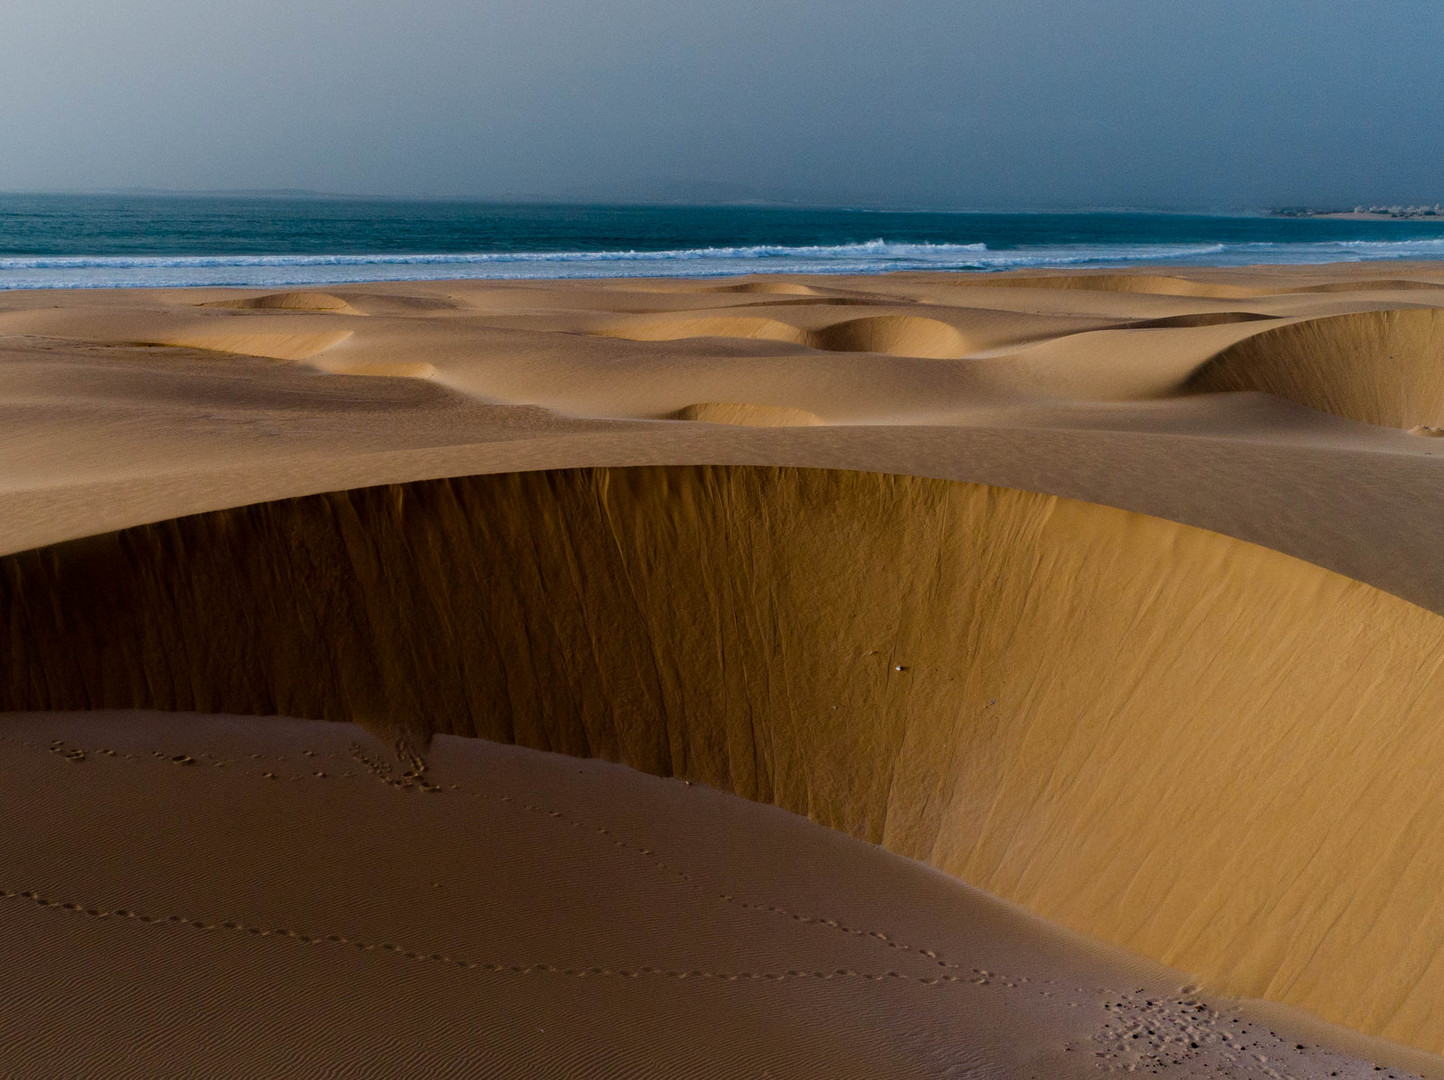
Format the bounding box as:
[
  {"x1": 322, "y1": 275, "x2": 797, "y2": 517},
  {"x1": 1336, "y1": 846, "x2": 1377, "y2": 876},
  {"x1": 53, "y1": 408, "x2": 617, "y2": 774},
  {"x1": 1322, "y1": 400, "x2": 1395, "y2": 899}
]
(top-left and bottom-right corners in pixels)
[
  {"x1": 6, "y1": 264, "x2": 1444, "y2": 1074},
  {"x1": 1, "y1": 710, "x2": 1435, "y2": 1080}
]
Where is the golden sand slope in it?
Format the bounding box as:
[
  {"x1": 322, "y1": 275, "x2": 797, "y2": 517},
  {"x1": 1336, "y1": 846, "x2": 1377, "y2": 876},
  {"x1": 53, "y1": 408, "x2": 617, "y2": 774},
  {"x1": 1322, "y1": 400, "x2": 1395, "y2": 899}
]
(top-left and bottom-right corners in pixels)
[
  {"x1": 1192, "y1": 308, "x2": 1444, "y2": 428},
  {"x1": 7, "y1": 465, "x2": 1444, "y2": 1052}
]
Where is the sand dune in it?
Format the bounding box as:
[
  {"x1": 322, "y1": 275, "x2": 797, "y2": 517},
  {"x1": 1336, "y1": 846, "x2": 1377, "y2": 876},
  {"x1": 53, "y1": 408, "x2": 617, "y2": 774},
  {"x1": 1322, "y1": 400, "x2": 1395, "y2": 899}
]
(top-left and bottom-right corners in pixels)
[
  {"x1": 7, "y1": 264, "x2": 1444, "y2": 1074},
  {"x1": 202, "y1": 290, "x2": 363, "y2": 314},
  {"x1": 1294, "y1": 278, "x2": 1444, "y2": 293},
  {"x1": 600, "y1": 311, "x2": 974, "y2": 357},
  {"x1": 6, "y1": 466, "x2": 1444, "y2": 1051},
  {"x1": 1125, "y1": 311, "x2": 1278, "y2": 328},
  {"x1": 596, "y1": 306, "x2": 1091, "y2": 361},
  {"x1": 704, "y1": 280, "x2": 824, "y2": 294},
  {"x1": 1191, "y1": 308, "x2": 1444, "y2": 428},
  {"x1": 599, "y1": 313, "x2": 810, "y2": 346},
  {"x1": 144, "y1": 328, "x2": 355, "y2": 361},
  {"x1": 958, "y1": 268, "x2": 1444, "y2": 299},
  {"x1": 307, "y1": 357, "x2": 437, "y2": 379},
  {"x1": 971, "y1": 272, "x2": 1271, "y2": 298},
  {"x1": 674, "y1": 402, "x2": 824, "y2": 426},
  {"x1": 806, "y1": 314, "x2": 971, "y2": 357}
]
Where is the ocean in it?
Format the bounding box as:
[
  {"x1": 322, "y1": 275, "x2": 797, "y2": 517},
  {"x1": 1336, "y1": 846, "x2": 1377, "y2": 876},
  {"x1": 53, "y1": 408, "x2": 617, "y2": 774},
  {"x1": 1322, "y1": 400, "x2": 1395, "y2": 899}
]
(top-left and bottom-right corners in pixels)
[{"x1": 3, "y1": 194, "x2": 1444, "y2": 290}]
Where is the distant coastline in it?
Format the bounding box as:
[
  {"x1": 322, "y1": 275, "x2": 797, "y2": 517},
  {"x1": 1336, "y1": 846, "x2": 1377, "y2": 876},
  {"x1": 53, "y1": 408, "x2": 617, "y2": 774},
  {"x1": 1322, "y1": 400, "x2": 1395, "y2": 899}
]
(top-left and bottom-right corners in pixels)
[{"x1": 1274, "y1": 204, "x2": 1444, "y2": 221}]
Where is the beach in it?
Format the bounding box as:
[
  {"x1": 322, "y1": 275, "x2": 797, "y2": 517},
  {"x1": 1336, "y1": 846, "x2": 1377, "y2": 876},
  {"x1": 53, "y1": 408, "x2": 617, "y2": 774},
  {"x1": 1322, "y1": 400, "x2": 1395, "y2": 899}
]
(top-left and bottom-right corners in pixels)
[{"x1": 5, "y1": 264, "x2": 1444, "y2": 1076}]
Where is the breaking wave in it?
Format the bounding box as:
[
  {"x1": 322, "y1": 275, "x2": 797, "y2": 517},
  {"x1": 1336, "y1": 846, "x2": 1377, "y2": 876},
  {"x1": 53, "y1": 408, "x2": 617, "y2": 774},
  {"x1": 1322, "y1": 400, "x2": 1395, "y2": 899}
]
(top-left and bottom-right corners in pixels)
[{"x1": 4, "y1": 237, "x2": 1444, "y2": 289}]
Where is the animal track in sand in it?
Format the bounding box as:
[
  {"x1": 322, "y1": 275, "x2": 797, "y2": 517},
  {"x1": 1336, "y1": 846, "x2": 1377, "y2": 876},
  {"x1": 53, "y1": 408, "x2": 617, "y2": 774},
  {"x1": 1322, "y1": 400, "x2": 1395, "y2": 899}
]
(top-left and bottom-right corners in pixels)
[
  {"x1": 0, "y1": 886, "x2": 961, "y2": 987},
  {"x1": 341, "y1": 759, "x2": 1431, "y2": 1078},
  {"x1": 8, "y1": 730, "x2": 1067, "y2": 983},
  {"x1": 349, "y1": 742, "x2": 442, "y2": 792},
  {"x1": 0, "y1": 733, "x2": 360, "y2": 782},
  {"x1": 2, "y1": 730, "x2": 1420, "y2": 1076},
  {"x1": 4, "y1": 881, "x2": 1409, "y2": 1079},
  {"x1": 6, "y1": 730, "x2": 992, "y2": 979}
]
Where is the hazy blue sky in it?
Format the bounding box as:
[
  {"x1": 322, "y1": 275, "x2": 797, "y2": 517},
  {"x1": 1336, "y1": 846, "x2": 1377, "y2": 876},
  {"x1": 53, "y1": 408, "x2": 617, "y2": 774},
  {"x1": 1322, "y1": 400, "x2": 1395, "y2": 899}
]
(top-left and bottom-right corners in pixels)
[{"x1": 2, "y1": 0, "x2": 1439, "y2": 209}]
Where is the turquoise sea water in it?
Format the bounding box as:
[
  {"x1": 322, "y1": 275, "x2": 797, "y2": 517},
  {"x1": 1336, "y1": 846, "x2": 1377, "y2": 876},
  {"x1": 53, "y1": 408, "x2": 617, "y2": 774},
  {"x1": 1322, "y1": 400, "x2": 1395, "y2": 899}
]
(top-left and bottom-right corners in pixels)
[{"x1": 3, "y1": 195, "x2": 1444, "y2": 289}]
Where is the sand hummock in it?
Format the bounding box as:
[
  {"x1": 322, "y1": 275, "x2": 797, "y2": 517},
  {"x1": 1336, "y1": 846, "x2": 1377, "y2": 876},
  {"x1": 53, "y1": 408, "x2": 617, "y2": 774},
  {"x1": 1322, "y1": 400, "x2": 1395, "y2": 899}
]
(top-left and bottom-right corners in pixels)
[{"x1": 6, "y1": 264, "x2": 1444, "y2": 1077}]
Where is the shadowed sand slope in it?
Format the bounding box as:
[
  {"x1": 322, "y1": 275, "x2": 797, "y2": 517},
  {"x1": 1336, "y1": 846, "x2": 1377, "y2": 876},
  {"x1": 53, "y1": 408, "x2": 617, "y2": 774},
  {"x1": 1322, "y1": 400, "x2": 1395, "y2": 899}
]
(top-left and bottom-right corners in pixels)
[
  {"x1": 6, "y1": 710, "x2": 1425, "y2": 1080},
  {"x1": 8, "y1": 465, "x2": 1444, "y2": 1052},
  {"x1": 1191, "y1": 309, "x2": 1444, "y2": 429}
]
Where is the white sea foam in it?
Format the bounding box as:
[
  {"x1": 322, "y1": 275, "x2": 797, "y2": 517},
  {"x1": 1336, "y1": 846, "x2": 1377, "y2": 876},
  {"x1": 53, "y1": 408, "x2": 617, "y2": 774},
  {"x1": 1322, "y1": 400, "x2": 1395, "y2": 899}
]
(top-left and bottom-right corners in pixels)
[{"x1": 2, "y1": 237, "x2": 1443, "y2": 289}]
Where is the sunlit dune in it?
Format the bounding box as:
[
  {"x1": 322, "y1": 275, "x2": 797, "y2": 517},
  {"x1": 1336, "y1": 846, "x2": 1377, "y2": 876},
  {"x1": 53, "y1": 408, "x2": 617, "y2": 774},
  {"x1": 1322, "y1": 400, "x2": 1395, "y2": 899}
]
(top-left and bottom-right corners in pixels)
[
  {"x1": 1190, "y1": 308, "x2": 1444, "y2": 429},
  {"x1": 139, "y1": 329, "x2": 355, "y2": 361},
  {"x1": 202, "y1": 290, "x2": 364, "y2": 314}
]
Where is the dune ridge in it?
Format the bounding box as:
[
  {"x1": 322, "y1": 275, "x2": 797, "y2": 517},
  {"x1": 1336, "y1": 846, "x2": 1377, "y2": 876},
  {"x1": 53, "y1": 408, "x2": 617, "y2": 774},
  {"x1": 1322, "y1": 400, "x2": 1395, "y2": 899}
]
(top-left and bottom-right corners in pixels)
[
  {"x1": 597, "y1": 312, "x2": 976, "y2": 358},
  {"x1": 139, "y1": 329, "x2": 355, "y2": 361},
  {"x1": 7, "y1": 465, "x2": 1444, "y2": 1050}
]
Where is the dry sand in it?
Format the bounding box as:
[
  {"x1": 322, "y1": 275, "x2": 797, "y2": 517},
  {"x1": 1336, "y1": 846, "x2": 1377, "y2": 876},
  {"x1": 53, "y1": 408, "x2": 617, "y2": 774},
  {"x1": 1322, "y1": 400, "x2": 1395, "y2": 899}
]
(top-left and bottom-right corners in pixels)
[{"x1": 5, "y1": 263, "x2": 1444, "y2": 1075}]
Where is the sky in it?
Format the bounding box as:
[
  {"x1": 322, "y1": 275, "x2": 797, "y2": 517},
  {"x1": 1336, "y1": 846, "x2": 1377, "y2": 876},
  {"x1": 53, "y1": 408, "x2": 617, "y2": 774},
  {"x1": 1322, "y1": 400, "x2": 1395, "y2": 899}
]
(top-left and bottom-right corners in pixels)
[{"x1": 2, "y1": 0, "x2": 1440, "y2": 210}]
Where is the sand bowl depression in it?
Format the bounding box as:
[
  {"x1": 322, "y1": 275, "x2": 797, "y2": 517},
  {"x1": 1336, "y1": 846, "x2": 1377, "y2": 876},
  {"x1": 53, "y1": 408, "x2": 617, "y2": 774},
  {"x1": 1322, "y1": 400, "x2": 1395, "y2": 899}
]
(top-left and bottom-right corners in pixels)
[
  {"x1": 10, "y1": 266, "x2": 1444, "y2": 1073},
  {"x1": 7, "y1": 464, "x2": 1444, "y2": 1052}
]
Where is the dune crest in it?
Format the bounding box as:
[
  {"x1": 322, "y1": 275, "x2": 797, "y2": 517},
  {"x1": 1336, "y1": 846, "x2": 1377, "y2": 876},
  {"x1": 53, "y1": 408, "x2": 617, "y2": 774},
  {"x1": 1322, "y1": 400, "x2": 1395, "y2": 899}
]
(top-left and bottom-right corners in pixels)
[
  {"x1": 704, "y1": 281, "x2": 822, "y2": 295},
  {"x1": 8, "y1": 465, "x2": 1444, "y2": 1051},
  {"x1": 141, "y1": 329, "x2": 354, "y2": 362},
  {"x1": 1125, "y1": 311, "x2": 1277, "y2": 329}
]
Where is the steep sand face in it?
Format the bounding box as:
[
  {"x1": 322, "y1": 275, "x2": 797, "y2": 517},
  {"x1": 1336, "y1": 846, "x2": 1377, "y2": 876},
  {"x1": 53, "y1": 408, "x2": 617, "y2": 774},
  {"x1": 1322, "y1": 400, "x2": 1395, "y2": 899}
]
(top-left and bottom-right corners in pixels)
[
  {"x1": 1191, "y1": 309, "x2": 1444, "y2": 429},
  {"x1": 7, "y1": 464, "x2": 1444, "y2": 1051}
]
